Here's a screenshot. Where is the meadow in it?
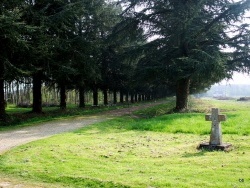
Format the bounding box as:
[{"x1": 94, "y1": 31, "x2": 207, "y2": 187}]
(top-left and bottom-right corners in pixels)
[{"x1": 0, "y1": 98, "x2": 249, "y2": 187}]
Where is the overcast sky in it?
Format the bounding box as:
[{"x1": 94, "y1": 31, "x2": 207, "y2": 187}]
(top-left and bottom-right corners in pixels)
[{"x1": 218, "y1": 72, "x2": 250, "y2": 85}]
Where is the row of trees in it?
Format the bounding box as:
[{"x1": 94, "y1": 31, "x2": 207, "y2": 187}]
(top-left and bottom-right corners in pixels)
[
  {"x1": 4, "y1": 80, "x2": 155, "y2": 106},
  {"x1": 1, "y1": 0, "x2": 250, "y2": 122}
]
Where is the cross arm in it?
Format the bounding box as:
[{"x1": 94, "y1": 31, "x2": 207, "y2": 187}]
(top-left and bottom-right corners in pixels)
[{"x1": 205, "y1": 114, "x2": 227, "y2": 121}]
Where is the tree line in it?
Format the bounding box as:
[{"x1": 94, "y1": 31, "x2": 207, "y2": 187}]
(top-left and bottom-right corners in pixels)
[
  {"x1": 4, "y1": 80, "x2": 154, "y2": 107},
  {"x1": 1, "y1": 0, "x2": 250, "y2": 122}
]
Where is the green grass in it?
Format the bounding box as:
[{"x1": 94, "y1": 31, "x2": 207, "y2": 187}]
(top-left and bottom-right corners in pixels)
[
  {"x1": 131, "y1": 98, "x2": 250, "y2": 135},
  {"x1": 0, "y1": 98, "x2": 250, "y2": 187},
  {"x1": 6, "y1": 104, "x2": 91, "y2": 114},
  {"x1": 126, "y1": 111, "x2": 250, "y2": 135},
  {"x1": 6, "y1": 105, "x2": 33, "y2": 114}
]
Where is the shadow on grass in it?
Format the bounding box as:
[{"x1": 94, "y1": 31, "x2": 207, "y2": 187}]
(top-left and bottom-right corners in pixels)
[{"x1": 182, "y1": 146, "x2": 232, "y2": 158}]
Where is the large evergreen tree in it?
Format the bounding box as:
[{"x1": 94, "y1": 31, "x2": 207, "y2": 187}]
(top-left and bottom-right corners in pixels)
[{"x1": 120, "y1": 0, "x2": 250, "y2": 111}]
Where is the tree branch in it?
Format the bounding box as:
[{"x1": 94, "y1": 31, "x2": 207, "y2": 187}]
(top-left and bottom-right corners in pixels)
[{"x1": 196, "y1": 0, "x2": 250, "y2": 39}]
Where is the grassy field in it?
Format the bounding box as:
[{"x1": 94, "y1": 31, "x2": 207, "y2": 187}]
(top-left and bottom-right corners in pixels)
[{"x1": 0, "y1": 98, "x2": 249, "y2": 187}]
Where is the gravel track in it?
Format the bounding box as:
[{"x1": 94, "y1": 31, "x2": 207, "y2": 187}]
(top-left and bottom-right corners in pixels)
[
  {"x1": 0, "y1": 116, "x2": 108, "y2": 155},
  {"x1": 0, "y1": 102, "x2": 163, "y2": 187},
  {"x1": 0, "y1": 102, "x2": 162, "y2": 154}
]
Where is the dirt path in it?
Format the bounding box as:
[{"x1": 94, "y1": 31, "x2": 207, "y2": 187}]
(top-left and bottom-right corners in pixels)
[
  {"x1": 0, "y1": 102, "x2": 162, "y2": 154},
  {"x1": 0, "y1": 101, "x2": 163, "y2": 188}
]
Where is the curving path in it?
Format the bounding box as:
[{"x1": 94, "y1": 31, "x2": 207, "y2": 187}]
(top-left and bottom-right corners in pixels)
[
  {"x1": 0, "y1": 102, "x2": 165, "y2": 187},
  {"x1": 0, "y1": 102, "x2": 162, "y2": 154},
  {"x1": 0, "y1": 114, "x2": 108, "y2": 188}
]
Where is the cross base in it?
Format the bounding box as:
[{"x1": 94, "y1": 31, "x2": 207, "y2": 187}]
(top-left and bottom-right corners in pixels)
[{"x1": 198, "y1": 142, "x2": 232, "y2": 151}]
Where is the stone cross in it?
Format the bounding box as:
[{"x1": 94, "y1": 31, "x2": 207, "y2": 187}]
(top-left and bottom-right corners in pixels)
[{"x1": 205, "y1": 108, "x2": 226, "y2": 145}]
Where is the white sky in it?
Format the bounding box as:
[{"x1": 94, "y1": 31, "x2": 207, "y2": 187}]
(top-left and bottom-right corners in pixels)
[{"x1": 219, "y1": 72, "x2": 250, "y2": 85}]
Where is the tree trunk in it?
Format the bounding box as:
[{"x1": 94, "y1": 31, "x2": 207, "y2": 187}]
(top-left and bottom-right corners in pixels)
[
  {"x1": 52, "y1": 84, "x2": 58, "y2": 104},
  {"x1": 60, "y1": 84, "x2": 66, "y2": 110},
  {"x1": 113, "y1": 90, "x2": 117, "y2": 104},
  {"x1": 146, "y1": 94, "x2": 150, "y2": 101},
  {"x1": 135, "y1": 93, "x2": 138, "y2": 102},
  {"x1": 130, "y1": 93, "x2": 134, "y2": 103},
  {"x1": 16, "y1": 81, "x2": 20, "y2": 105},
  {"x1": 138, "y1": 94, "x2": 142, "y2": 102},
  {"x1": 93, "y1": 86, "x2": 98, "y2": 106},
  {"x1": 69, "y1": 90, "x2": 74, "y2": 104},
  {"x1": 12, "y1": 82, "x2": 15, "y2": 104},
  {"x1": 8, "y1": 82, "x2": 13, "y2": 104},
  {"x1": 44, "y1": 86, "x2": 48, "y2": 104},
  {"x1": 119, "y1": 90, "x2": 124, "y2": 103},
  {"x1": 175, "y1": 77, "x2": 190, "y2": 112},
  {"x1": 27, "y1": 82, "x2": 31, "y2": 104},
  {"x1": 5, "y1": 82, "x2": 11, "y2": 103},
  {"x1": 125, "y1": 92, "x2": 129, "y2": 103},
  {"x1": 79, "y1": 86, "x2": 85, "y2": 108},
  {"x1": 32, "y1": 72, "x2": 43, "y2": 113},
  {"x1": 0, "y1": 72, "x2": 6, "y2": 121},
  {"x1": 103, "y1": 88, "x2": 108, "y2": 105},
  {"x1": 142, "y1": 94, "x2": 145, "y2": 101},
  {"x1": 24, "y1": 82, "x2": 27, "y2": 103},
  {"x1": 74, "y1": 90, "x2": 77, "y2": 104}
]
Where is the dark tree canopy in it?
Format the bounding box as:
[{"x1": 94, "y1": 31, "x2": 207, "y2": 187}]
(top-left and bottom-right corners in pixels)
[{"x1": 1, "y1": 0, "x2": 250, "y2": 122}]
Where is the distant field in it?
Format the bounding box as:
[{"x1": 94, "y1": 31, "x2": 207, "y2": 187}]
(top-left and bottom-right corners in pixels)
[{"x1": 0, "y1": 98, "x2": 249, "y2": 187}]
